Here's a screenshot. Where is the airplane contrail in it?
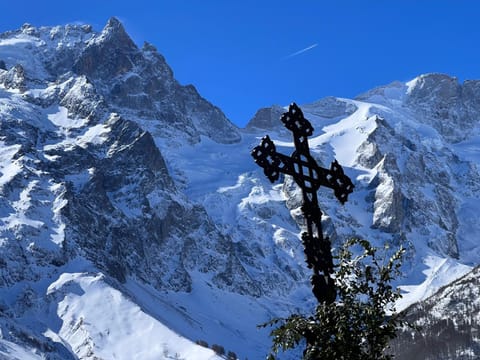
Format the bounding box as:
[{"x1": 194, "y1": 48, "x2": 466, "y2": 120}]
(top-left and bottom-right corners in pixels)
[{"x1": 284, "y1": 43, "x2": 318, "y2": 59}]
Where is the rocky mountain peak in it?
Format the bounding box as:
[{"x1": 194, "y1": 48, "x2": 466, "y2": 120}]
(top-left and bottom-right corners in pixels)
[
  {"x1": 356, "y1": 73, "x2": 480, "y2": 143},
  {"x1": 406, "y1": 73, "x2": 460, "y2": 107},
  {"x1": 245, "y1": 105, "x2": 286, "y2": 130},
  {"x1": 405, "y1": 73, "x2": 479, "y2": 142},
  {"x1": 7, "y1": 17, "x2": 229, "y2": 144},
  {"x1": 20, "y1": 23, "x2": 40, "y2": 37},
  {"x1": 142, "y1": 41, "x2": 158, "y2": 52},
  {"x1": 105, "y1": 16, "x2": 123, "y2": 30},
  {"x1": 302, "y1": 96, "x2": 358, "y2": 119},
  {"x1": 73, "y1": 18, "x2": 137, "y2": 80},
  {"x1": 96, "y1": 16, "x2": 136, "y2": 50}
]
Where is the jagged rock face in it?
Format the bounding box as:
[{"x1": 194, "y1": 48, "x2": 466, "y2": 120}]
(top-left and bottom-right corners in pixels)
[
  {"x1": 0, "y1": 64, "x2": 26, "y2": 92},
  {"x1": 462, "y1": 79, "x2": 480, "y2": 113},
  {"x1": 57, "y1": 115, "x2": 259, "y2": 294},
  {"x1": 0, "y1": 19, "x2": 254, "y2": 298},
  {"x1": 352, "y1": 105, "x2": 478, "y2": 258},
  {"x1": 71, "y1": 18, "x2": 240, "y2": 144},
  {"x1": 73, "y1": 17, "x2": 138, "y2": 80},
  {"x1": 248, "y1": 80, "x2": 479, "y2": 265},
  {"x1": 302, "y1": 96, "x2": 357, "y2": 119},
  {"x1": 0, "y1": 18, "x2": 240, "y2": 145},
  {"x1": 43, "y1": 25, "x2": 95, "y2": 77},
  {"x1": 405, "y1": 73, "x2": 480, "y2": 142},
  {"x1": 370, "y1": 154, "x2": 405, "y2": 234},
  {"x1": 245, "y1": 105, "x2": 286, "y2": 130},
  {"x1": 392, "y1": 266, "x2": 480, "y2": 360},
  {"x1": 245, "y1": 98, "x2": 357, "y2": 131}
]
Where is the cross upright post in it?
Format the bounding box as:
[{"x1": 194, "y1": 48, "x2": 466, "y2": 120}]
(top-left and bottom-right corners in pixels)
[{"x1": 251, "y1": 103, "x2": 354, "y2": 304}]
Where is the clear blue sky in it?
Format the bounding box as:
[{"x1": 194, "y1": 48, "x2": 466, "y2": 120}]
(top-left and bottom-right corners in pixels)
[{"x1": 1, "y1": 1, "x2": 480, "y2": 127}]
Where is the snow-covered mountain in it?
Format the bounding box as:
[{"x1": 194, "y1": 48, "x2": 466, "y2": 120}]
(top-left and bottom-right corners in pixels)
[
  {"x1": 0, "y1": 17, "x2": 479, "y2": 359},
  {"x1": 392, "y1": 265, "x2": 480, "y2": 359}
]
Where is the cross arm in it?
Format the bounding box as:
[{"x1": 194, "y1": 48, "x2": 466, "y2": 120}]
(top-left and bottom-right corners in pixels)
[
  {"x1": 312, "y1": 160, "x2": 354, "y2": 204},
  {"x1": 251, "y1": 136, "x2": 354, "y2": 204},
  {"x1": 251, "y1": 135, "x2": 295, "y2": 183}
]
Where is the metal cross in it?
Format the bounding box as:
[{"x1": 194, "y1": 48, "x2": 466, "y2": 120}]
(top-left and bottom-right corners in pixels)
[{"x1": 251, "y1": 103, "x2": 354, "y2": 304}]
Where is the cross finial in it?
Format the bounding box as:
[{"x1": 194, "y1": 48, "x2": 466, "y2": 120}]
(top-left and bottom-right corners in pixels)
[{"x1": 281, "y1": 103, "x2": 313, "y2": 137}]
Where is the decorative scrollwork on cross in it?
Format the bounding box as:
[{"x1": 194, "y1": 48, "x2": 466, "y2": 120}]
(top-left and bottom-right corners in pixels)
[{"x1": 251, "y1": 103, "x2": 354, "y2": 304}]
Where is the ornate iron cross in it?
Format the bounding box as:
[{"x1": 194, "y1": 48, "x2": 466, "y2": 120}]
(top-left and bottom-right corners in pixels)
[{"x1": 251, "y1": 103, "x2": 354, "y2": 304}]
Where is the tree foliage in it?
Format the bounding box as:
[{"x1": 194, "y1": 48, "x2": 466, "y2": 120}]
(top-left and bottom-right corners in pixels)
[{"x1": 261, "y1": 238, "x2": 410, "y2": 360}]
